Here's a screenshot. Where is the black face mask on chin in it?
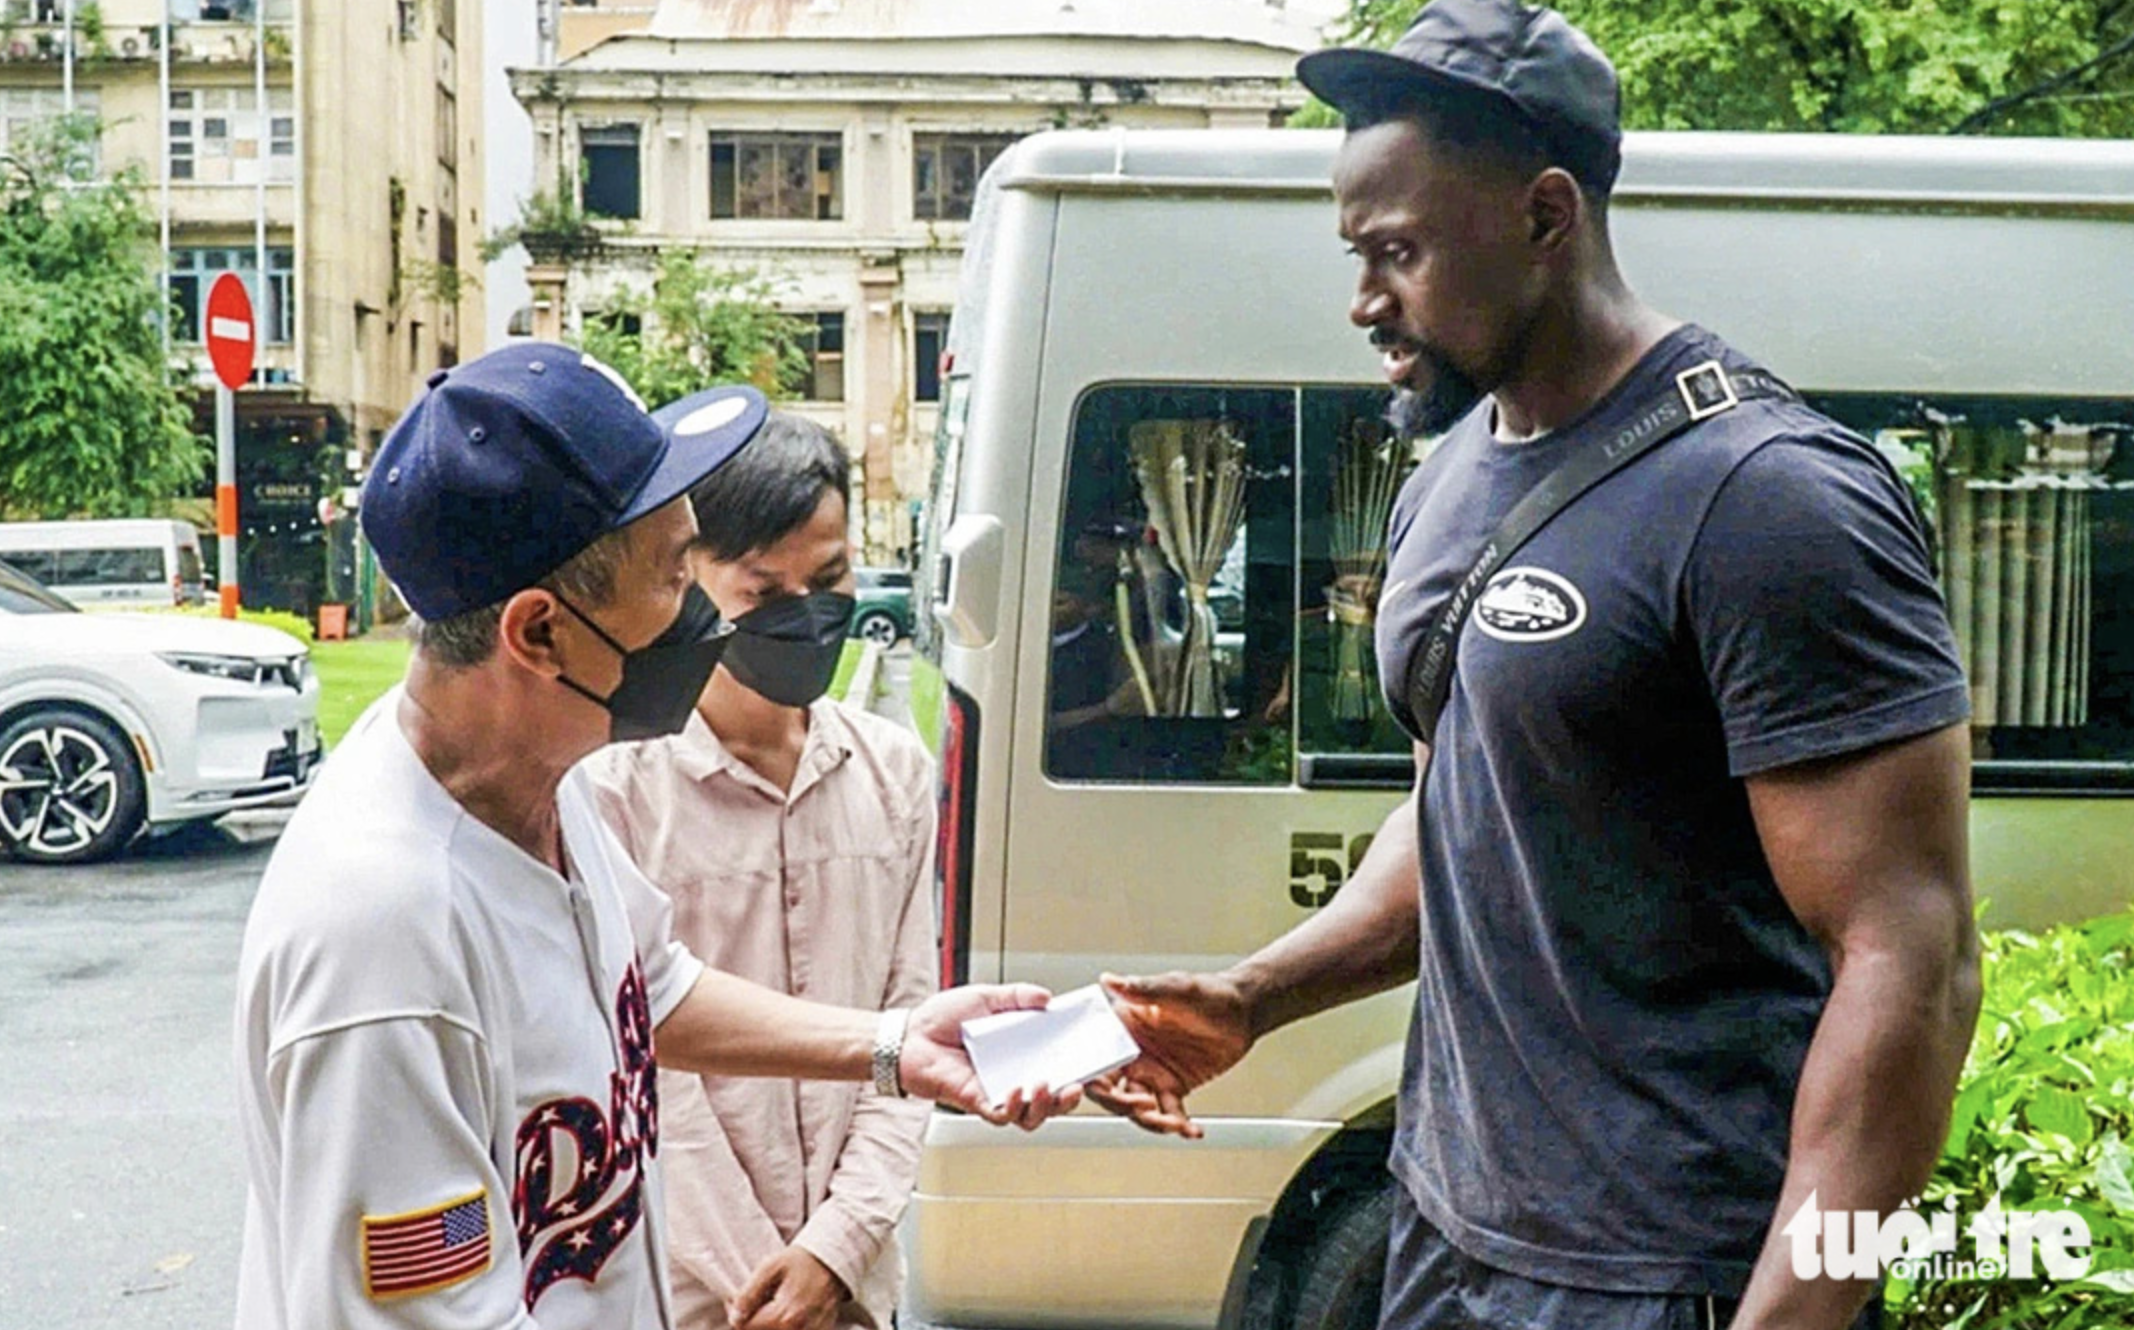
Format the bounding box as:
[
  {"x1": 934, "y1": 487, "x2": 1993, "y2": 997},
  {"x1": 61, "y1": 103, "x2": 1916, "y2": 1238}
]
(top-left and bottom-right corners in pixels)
[
  {"x1": 721, "y1": 590, "x2": 858, "y2": 709},
  {"x1": 554, "y1": 583, "x2": 734, "y2": 743}
]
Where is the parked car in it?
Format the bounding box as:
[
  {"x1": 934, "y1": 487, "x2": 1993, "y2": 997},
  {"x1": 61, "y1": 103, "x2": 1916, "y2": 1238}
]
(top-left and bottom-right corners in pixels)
[
  {"x1": 0, "y1": 518, "x2": 207, "y2": 609},
  {"x1": 851, "y1": 566, "x2": 915, "y2": 646},
  {"x1": 0, "y1": 559, "x2": 322, "y2": 865}
]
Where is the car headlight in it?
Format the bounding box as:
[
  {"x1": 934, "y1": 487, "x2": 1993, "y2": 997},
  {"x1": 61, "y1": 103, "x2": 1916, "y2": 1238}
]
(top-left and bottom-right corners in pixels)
[{"x1": 157, "y1": 652, "x2": 269, "y2": 684}]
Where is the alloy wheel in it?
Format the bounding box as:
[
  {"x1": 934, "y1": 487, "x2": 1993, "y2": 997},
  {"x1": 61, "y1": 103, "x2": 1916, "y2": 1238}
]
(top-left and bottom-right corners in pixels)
[
  {"x1": 859, "y1": 612, "x2": 900, "y2": 647},
  {"x1": 0, "y1": 724, "x2": 123, "y2": 858}
]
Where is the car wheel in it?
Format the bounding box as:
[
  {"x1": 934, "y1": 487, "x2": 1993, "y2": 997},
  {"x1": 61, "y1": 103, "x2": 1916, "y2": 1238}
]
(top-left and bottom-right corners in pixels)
[
  {"x1": 856, "y1": 610, "x2": 902, "y2": 647},
  {"x1": 0, "y1": 708, "x2": 147, "y2": 865},
  {"x1": 1272, "y1": 1181, "x2": 1394, "y2": 1330}
]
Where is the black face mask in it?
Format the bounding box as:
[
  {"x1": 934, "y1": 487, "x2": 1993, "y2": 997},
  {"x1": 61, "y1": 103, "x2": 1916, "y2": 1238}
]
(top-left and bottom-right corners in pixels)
[
  {"x1": 721, "y1": 590, "x2": 857, "y2": 709},
  {"x1": 554, "y1": 584, "x2": 734, "y2": 742}
]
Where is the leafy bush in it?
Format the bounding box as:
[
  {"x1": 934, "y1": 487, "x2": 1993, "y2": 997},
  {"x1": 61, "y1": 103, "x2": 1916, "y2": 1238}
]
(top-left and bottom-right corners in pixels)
[
  {"x1": 1892, "y1": 911, "x2": 2134, "y2": 1328},
  {"x1": 574, "y1": 250, "x2": 809, "y2": 404}
]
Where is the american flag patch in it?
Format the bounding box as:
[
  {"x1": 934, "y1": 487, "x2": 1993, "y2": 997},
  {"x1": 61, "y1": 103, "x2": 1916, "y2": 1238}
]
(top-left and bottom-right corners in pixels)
[{"x1": 361, "y1": 1189, "x2": 492, "y2": 1299}]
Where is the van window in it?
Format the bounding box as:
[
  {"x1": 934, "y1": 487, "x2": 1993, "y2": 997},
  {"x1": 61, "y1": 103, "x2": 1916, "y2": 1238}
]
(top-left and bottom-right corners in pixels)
[
  {"x1": 1047, "y1": 385, "x2": 1296, "y2": 784},
  {"x1": 1819, "y1": 395, "x2": 2134, "y2": 770},
  {"x1": 55, "y1": 547, "x2": 166, "y2": 587},
  {"x1": 917, "y1": 374, "x2": 972, "y2": 662},
  {"x1": 1047, "y1": 386, "x2": 2134, "y2": 786},
  {"x1": 1295, "y1": 387, "x2": 1425, "y2": 761}
]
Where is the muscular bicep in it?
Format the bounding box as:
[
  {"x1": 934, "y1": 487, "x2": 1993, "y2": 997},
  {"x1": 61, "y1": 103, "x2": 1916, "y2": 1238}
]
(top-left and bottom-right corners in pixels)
[{"x1": 1745, "y1": 723, "x2": 1973, "y2": 960}]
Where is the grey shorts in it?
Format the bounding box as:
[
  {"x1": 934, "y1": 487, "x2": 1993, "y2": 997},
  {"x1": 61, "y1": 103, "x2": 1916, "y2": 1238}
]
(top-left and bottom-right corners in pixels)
[{"x1": 1380, "y1": 1187, "x2": 1884, "y2": 1330}]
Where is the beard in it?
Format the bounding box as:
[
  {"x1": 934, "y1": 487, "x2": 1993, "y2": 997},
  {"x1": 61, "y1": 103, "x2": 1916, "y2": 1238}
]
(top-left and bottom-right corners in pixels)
[{"x1": 1379, "y1": 339, "x2": 1486, "y2": 440}]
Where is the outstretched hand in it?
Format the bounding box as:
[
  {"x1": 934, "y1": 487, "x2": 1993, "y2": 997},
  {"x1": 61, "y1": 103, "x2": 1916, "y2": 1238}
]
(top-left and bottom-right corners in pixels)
[
  {"x1": 902, "y1": 984, "x2": 1082, "y2": 1130},
  {"x1": 1086, "y1": 970, "x2": 1255, "y2": 1139}
]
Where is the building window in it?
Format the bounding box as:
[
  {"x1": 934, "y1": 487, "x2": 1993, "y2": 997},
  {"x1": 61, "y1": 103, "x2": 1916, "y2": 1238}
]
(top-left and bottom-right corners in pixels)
[
  {"x1": 913, "y1": 133, "x2": 1016, "y2": 222},
  {"x1": 170, "y1": 247, "x2": 295, "y2": 346},
  {"x1": 0, "y1": 88, "x2": 99, "y2": 172},
  {"x1": 436, "y1": 87, "x2": 457, "y2": 171},
  {"x1": 782, "y1": 312, "x2": 845, "y2": 402},
  {"x1": 913, "y1": 312, "x2": 950, "y2": 403},
  {"x1": 169, "y1": 1, "x2": 295, "y2": 22},
  {"x1": 710, "y1": 132, "x2": 842, "y2": 221},
  {"x1": 580, "y1": 123, "x2": 640, "y2": 221},
  {"x1": 170, "y1": 86, "x2": 295, "y2": 184}
]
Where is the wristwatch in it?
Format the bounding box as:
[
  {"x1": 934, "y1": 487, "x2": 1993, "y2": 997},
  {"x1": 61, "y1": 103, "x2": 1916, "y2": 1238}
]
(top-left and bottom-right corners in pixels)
[{"x1": 873, "y1": 1007, "x2": 911, "y2": 1098}]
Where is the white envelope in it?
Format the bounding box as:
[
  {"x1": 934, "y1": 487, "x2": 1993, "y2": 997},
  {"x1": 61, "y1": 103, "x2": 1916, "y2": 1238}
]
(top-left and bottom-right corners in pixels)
[{"x1": 960, "y1": 984, "x2": 1142, "y2": 1109}]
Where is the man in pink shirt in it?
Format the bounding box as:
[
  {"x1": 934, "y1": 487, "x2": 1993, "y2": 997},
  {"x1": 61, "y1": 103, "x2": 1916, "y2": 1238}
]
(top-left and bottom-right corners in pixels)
[{"x1": 582, "y1": 408, "x2": 935, "y2": 1330}]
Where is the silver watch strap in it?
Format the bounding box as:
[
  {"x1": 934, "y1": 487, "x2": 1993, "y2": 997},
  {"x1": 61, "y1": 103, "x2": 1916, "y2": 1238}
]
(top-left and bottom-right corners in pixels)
[{"x1": 873, "y1": 1007, "x2": 911, "y2": 1098}]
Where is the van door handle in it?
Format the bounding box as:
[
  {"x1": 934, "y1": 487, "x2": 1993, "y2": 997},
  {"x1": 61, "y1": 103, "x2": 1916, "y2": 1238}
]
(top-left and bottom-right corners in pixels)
[{"x1": 934, "y1": 514, "x2": 1004, "y2": 649}]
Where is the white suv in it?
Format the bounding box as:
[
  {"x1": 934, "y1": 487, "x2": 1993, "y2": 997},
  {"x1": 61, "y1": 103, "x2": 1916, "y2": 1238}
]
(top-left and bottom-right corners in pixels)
[{"x1": 0, "y1": 560, "x2": 322, "y2": 864}]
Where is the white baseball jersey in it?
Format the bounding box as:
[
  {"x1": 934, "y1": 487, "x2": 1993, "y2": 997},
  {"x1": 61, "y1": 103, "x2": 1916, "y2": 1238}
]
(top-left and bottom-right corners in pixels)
[{"x1": 233, "y1": 688, "x2": 705, "y2": 1329}]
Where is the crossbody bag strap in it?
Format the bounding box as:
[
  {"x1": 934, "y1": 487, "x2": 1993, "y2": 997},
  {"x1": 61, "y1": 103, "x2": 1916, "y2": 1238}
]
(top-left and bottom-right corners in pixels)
[{"x1": 1403, "y1": 358, "x2": 1798, "y2": 746}]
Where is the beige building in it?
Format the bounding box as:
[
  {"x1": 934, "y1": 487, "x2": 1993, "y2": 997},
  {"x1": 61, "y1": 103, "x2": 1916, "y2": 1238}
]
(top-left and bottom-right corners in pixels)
[
  {"x1": 0, "y1": 0, "x2": 482, "y2": 613},
  {"x1": 512, "y1": 0, "x2": 1330, "y2": 560}
]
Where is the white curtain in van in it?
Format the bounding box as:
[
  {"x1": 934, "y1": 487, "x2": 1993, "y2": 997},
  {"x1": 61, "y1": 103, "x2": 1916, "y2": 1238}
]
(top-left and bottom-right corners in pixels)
[
  {"x1": 1130, "y1": 419, "x2": 1248, "y2": 717},
  {"x1": 1937, "y1": 424, "x2": 2113, "y2": 728},
  {"x1": 1328, "y1": 420, "x2": 1411, "y2": 722}
]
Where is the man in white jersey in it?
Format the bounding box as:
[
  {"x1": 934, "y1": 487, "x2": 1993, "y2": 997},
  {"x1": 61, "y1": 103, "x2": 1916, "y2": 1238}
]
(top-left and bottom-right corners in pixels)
[{"x1": 233, "y1": 344, "x2": 1073, "y2": 1330}]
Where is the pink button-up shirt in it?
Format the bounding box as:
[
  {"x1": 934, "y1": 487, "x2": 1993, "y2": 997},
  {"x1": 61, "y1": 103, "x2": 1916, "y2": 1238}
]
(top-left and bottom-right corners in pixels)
[{"x1": 580, "y1": 700, "x2": 938, "y2": 1330}]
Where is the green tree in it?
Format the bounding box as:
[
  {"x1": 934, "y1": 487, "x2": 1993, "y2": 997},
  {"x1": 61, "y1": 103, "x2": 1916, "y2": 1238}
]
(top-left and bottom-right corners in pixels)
[
  {"x1": 1315, "y1": 1, "x2": 2134, "y2": 135},
  {"x1": 575, "y1": 249, "x2": 810, "y2": 407},
  {"x1": 0, "y1": 114, "x2": 203, "y2": 519}
]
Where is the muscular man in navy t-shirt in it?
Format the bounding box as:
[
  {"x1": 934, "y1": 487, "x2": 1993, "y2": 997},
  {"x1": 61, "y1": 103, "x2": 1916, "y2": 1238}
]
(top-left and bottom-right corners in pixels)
[{"x1": 1088, "y1": 5, "x2": 1981, "y2": 1330}]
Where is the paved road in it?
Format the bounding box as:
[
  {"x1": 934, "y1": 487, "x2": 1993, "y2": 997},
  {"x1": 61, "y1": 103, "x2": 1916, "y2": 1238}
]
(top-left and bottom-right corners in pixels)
[{"x1": 0, "y1": 817, "x2": 278, "y2": 1329}]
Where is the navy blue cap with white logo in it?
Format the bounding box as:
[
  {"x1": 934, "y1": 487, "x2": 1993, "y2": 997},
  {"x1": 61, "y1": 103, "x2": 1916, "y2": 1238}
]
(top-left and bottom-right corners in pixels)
[
  {"x1": 360, "y1": 342, "x2": 769, "y2": 620},
  {"x1": 650, "y1": 385, "x2": 776, "y2": 464}
]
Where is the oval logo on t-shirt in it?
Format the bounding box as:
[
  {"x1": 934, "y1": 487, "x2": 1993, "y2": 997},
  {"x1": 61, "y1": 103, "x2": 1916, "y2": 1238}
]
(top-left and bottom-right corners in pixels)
[{"x1": 1473, "y1": 566, "x2": 1587, "y2": 642}]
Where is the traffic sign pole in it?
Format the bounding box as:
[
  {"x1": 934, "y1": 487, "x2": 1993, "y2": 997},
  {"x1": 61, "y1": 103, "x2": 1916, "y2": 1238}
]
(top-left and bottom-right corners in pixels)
[
  {"x1": 204, "y1": 271, "x2": 256, "y2": 620},
  {"x1": 217, "y1": 383, "x2": 237, "y2": 619}
]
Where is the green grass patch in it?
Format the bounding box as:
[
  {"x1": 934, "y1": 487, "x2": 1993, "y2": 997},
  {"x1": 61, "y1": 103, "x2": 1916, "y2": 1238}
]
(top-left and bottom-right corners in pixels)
[
  {"x1": 828, "y1": 639, "x2": 866, "y2": 704},
  {"x1": 312, "y1": 636, "x2": 411, "y2": 748}
]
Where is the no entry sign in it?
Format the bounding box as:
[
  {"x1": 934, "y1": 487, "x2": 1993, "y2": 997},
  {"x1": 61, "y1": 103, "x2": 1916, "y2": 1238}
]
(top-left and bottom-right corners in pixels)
[{"x1": 206, "y1": 272, "x2": 256, "y2": 392}]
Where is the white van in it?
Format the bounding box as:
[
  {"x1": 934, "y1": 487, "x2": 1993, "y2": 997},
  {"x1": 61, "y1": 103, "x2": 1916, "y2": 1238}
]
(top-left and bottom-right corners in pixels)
[
  {"x1": 901, "y1": 129, "x2": 2134, "y2": 1330},
  {"x1": 0, "y1": 519, "x2": 208, "y2": 609}
]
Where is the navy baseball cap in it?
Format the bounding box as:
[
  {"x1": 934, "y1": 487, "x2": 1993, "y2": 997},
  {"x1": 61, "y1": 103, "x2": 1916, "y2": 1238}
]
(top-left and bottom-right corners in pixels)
[
  {"x1": 361, "y1": 342, "x2": 769, "y2": 620},
  {"x1": 1297, "y1": 0, "x2": 1622, "y2": 191},
  {"x1": 650, "y1": 384, "x2": 779, "y2": 461}
]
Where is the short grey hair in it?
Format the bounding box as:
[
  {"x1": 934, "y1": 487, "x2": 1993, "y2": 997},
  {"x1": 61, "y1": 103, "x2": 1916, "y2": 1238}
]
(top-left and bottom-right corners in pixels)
[{"x1": 411, "y1": 526, "x2": 635, "y2": 668}]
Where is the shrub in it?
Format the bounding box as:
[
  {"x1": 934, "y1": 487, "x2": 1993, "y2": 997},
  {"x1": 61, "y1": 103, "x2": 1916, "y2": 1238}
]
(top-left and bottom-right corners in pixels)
[
  {"x1": 1891, "y1": 911, "x2": 2134, "y2": 1328},
  {"x1": 134, "y1": 603, "x2": 315, "y2": 644}
]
